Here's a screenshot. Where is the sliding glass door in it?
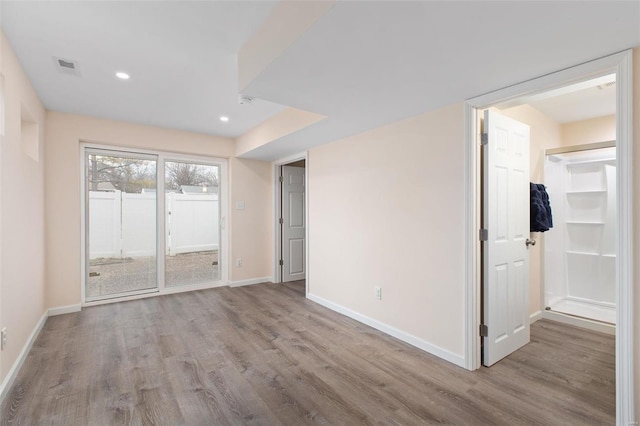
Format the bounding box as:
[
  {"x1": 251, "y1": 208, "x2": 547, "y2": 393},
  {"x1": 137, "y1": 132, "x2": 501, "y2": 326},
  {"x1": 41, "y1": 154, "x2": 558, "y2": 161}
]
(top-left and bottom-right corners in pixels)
[
  {"x1": 85, "y1": 150, "x2": 158, "y2": 299},
  {"x1": 164, "y1": 161, "x2": 221, "y2": 287},
  {"x1": 84, "y1": 147, "x2": 226, "y2": 302}
]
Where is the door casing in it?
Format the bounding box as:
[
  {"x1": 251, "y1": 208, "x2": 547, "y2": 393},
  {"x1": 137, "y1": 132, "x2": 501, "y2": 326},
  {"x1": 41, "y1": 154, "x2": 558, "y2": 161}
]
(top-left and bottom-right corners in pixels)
[
  {"x1": 272, "y1": 152, "x2": 309, "y2": 292},
  {"x1": 464, "y1": 50, "x2": 634, "y2": 423},
  {"x1": 281, "y1": 165, "x2": 306, "y2": 282}
]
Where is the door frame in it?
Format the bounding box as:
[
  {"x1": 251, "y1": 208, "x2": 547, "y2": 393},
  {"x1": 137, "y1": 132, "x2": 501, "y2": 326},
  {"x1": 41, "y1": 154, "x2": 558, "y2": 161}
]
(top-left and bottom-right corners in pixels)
[
  {"x1": 464, "y1": 50, "x2": 633, "y2": 422},
  {"x1": 272, "y1": 151, "x2": 309, "y2": 292},
  {"x1": 80, "y1": 143, "x2": 229, "y2": 306}
]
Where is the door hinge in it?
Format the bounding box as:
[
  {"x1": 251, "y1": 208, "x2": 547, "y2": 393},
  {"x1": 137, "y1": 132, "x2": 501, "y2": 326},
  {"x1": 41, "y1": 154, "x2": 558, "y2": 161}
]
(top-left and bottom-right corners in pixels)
[
  {"x1": 279, "y1": 217, "x2": 284, "y2": 225},
  {"x1": 479, "y1": 324, "x2": 488, "y2": 337},
  {"x1": 481, "y1": 133, "x2": 488, "y2": 145},
  {"x1": 479, "y1": 228, "x2": 488, "y2": 241},
  {"x1": 279, "y1": 175, "x2": 283, "y2": 183},
  {"x1": 279, "y1": 259, "x2": 284, "y2": 266}
]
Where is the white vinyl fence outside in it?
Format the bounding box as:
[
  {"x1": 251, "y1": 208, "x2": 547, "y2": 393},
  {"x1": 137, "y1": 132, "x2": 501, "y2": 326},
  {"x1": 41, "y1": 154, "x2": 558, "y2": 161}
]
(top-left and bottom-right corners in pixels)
[{"x1": 89, "y1": 191, "x2": 219, "y2": 259}]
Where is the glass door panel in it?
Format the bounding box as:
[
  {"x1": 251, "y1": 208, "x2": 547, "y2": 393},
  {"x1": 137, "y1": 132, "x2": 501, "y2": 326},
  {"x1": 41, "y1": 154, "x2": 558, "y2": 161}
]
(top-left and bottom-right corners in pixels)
[
  {"x1": 164, "y1": 161, "x2": 221, "y2": 286},
  {"x1": 86, "y1": 151, "x2": 157, "y2": 299}
]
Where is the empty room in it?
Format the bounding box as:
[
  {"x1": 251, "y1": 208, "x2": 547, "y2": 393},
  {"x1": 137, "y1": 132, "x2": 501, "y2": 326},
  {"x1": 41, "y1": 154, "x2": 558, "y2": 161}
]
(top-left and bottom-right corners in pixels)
[{"x1": 0, "y1": 1, "x2": 639, "y2": 424}]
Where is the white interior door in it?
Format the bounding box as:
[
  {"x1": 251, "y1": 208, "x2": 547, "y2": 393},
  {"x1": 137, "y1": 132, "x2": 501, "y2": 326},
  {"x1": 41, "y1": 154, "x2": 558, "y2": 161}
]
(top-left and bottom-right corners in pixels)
[
  {"x1": 483, "y1": 110, "x2": 531, "y2": 366},
  {"x1": 282, "y1": 165, "x2": 305, "y2": 282}
]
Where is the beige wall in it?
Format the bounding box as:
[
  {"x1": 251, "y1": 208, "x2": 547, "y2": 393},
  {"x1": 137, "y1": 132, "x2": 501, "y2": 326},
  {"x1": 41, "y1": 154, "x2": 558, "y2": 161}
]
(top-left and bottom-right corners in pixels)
[
  {"x1": 44, "y1": 112, "x2": 272, "y2": 308},
  {"x1": 308, "y1": 103, "x2": 466, "y2": 358},
  {"x1": 236, "y1": 107, "x2": 325, "y2": 157},
  {"x1": 0, "y1": 34, "x2": 47, "y2": 383},
  {"x1": 561, "y1": 115, "x2": 616, "y2": 146},
  {"x1": 238, "y1": 0, "x2": 335, "y2": 91},
  {"x1": 229, "y1": 157, "x2": 273, "y2": 282}
]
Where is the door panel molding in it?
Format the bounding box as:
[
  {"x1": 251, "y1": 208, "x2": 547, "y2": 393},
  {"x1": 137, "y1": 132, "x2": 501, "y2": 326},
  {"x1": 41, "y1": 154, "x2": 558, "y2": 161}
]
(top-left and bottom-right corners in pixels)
[{"x1": 482, "y1": 111, "x2": 531, "y2": 366}]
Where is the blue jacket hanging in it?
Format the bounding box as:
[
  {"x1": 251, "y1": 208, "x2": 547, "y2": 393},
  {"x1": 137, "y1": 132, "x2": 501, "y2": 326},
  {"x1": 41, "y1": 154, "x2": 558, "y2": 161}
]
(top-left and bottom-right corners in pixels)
[{"x1": 530, "y1": 183, "x2": 553, "y2": 232}]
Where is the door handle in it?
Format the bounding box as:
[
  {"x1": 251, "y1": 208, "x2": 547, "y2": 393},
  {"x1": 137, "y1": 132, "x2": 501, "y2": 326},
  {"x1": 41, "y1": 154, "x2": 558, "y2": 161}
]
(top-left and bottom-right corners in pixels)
[{"x1": 526, "y1": 238, "x2": 536, "y2": 247}]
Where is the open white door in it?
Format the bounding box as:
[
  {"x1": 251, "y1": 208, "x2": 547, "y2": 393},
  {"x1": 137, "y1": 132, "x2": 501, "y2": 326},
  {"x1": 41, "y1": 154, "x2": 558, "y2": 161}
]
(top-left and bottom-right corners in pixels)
[
  {"x1": 282, "y1": 165, "x2": 305, "y2": 282},
  {"x1": 483, "y1": 110, "x2": 531, "y2": 366}
]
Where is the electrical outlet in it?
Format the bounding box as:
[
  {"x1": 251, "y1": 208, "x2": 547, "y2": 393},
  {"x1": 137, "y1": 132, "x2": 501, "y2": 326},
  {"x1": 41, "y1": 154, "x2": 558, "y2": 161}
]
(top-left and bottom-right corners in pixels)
[
  {"x1": 236, "y1": 258, "x2": 242, "y2": 267},
  {"x1": 1, "y1": 327, "x2": 6, "y2": 350},
  {"x1": 374, "y1": 287, "x2": 382, "y2": 300}
]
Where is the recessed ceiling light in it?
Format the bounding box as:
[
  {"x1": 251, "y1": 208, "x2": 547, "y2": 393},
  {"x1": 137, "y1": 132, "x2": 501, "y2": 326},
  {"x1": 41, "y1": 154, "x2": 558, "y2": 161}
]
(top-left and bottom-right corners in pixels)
[
  {"x1": 115, "y1": 72, "x2": 130, "y2": 80},
  {"x1": 219, "y1": 116, "x2": 229, "y2": 122}
]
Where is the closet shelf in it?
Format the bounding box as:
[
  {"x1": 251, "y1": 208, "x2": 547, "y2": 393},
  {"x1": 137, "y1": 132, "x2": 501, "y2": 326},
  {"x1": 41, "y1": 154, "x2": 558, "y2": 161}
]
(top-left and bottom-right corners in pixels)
[
  {"x1": 565, "y1": 221, "x2": 605, "y2": 225},
  {"x1": 566, "y1": 250, "x2": 599, "y2": 256},
  {"x1": 602, "y1": 254, "x2": 616, "y2": 258},
  {"x1": 565, "y1": 158, "x2": 616, "y2": 167},
  {"x1": 565, "y1": 190, "x2": 606, "y2": 195}
]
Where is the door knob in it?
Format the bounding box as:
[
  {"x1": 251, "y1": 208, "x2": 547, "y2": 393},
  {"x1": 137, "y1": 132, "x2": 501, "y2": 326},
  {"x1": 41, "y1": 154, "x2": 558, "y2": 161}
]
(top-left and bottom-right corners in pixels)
[{"x1": 526, "y1": 238, "x2": 536, "y2": 247}]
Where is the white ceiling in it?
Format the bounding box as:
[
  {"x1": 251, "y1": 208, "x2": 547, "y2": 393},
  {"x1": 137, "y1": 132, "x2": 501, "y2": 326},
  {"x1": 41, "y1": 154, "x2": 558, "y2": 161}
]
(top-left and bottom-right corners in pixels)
[
  {"x1": 241, "y1": 1, "x2": 640, "y2": 159},
  {"x1": 1, "y1": 1, "x2": 639, "y2": 157},
  {"x1": 525, "y1": 76, "x2": 617, "y2": 123},
  {"x1": 0, "y1": 1, "x2": 286, "y2": 137}
]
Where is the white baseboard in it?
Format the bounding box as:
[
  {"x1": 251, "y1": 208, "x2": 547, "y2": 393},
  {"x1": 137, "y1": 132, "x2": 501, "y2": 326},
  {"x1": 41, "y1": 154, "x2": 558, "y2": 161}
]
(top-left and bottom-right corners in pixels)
[
  {"x1": 307, "y1": 293, "x2": 466, "y2": 368},
  {"x1": 228, "y1": 277, "x2": 272, "y2": 288},
  {"x1": 542, "y1": 310, "x2": 615, "y2": 335},
  {"x1": 530, "y1": 310, "x2": 542, "y2": 323},
  {"x1": 48, "y1": 304, "x2": 81, "y2": 316},
  {"x1": 0, "y1": 311, "x2": 48, "y2": 403}
]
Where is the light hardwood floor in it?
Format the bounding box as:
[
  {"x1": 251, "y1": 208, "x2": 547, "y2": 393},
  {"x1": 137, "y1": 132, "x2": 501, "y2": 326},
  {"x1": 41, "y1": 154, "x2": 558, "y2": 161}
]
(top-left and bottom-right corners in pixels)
[{"x1": 1, "y1": 281, "x2": 615, "y2": 425}]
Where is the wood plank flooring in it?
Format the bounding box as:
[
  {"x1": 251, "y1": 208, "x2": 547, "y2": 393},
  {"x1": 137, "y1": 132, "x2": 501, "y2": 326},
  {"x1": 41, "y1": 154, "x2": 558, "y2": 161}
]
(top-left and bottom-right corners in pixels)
[{"x1": 1, "y1": 281, "x2": 615, "y2": 425}]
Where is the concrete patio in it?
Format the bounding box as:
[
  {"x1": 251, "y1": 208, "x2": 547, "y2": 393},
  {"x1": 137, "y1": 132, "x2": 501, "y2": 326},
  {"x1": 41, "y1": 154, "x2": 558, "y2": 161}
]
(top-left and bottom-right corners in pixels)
[{"x1": 87, "y1": 251, "x2": 220, "y2": 298}]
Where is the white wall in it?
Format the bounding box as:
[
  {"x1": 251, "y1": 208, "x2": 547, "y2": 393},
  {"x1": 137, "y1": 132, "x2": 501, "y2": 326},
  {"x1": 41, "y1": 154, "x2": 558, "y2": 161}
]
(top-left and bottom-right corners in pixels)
[
  {"x1": 0, "y1": 33, "x2": 46, "y2": 386},
  {"x1": 308, "y1": 103, "x2": 466, "y2": 360}
]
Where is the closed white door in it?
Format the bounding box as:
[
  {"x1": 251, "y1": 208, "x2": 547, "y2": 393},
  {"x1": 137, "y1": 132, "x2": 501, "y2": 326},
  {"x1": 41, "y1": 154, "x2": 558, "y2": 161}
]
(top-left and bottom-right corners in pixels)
[
  {"x1": 483, "y1": 110, "x2": 531, "y2": 366},
  {"x1": 282, "y1": 165, "x2": 305, "y2": 282}
]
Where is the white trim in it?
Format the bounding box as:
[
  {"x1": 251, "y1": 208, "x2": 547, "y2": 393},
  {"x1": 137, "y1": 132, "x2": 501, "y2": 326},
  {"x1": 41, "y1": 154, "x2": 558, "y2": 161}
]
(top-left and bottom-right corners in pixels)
[
  {"x1": 308, "y1": 293, "x2": 466, "y2": 368},
  {"x1": 85, "y1": 287, "x2": 159, "y2": 304},
  {"x1": 272, "y1": 151, "x2": 308, "y2": 167},
  {"x1": 272, "y1": 151, "x2": 309, "y2": 294},
  {"x1": 272, "y1": 164, "x2": 283, "y2": 284},
  {"x1": 0, "y1": 311, "x2": 47, "y2": 403},
  {"x1": 464, "y1": 102, "x2": 481, "y2": 370},
  {"x1": 228, "y1": 277, "x2": 272, "y2": 288},
  {"x1": 48, "y1": 304, "x2": 81, "y2": 316},
  {"x1": 466, "y1": 51, "x2": 632, "y2": 109},
  {"x1": 162, "y1": 281, "x2": 227, "y2": 294},
  {"x1": 614, "y1": 49, "x2": 634, "y2": 426},
  {"x1": 542, "y1": 310, "x2": 615, "y2": 336},
  {"x1": 157, "y1": 157, "x2": 166, "y2": 293},
  {"x1": 82, "y1": 280, "x2": 228, "y2": 307},
  {"x1": 464, "y1": 50, "x2": 634, "y2": 424},
  {"x1": 530, "y1": 310, "x2": 542, "y2": 324},
  {"x1": 80, "y1": 146, "x2": 87, "y2": 304}
]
